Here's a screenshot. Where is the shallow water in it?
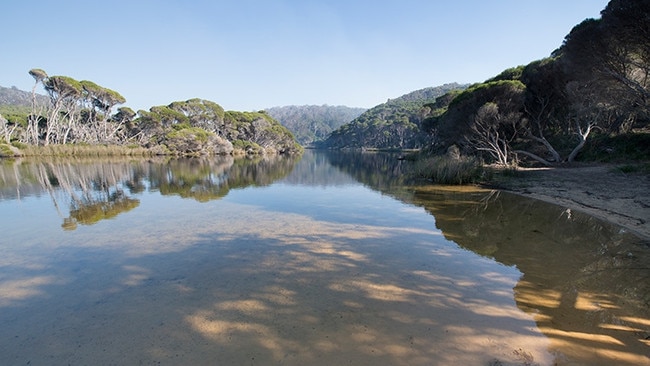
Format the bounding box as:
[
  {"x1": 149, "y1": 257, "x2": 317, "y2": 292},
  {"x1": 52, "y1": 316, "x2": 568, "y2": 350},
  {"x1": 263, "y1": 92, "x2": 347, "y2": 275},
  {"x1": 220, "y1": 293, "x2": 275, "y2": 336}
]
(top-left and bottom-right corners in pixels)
[{"x1": 0, "y1": 151, "x2": 648, "y2": 365}]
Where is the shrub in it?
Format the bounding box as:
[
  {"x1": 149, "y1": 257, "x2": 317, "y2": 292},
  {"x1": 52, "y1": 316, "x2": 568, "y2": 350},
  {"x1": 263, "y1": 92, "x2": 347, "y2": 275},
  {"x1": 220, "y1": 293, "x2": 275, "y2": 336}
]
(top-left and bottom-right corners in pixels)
[{"x1": 0, "y1": 143, "x2": 19, "y2": 157}]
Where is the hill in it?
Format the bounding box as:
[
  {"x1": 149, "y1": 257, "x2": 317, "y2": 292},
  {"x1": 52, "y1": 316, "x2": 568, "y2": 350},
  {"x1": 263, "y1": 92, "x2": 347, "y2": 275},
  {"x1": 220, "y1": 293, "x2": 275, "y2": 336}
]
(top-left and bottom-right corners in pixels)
[
  {"x1": 265, "y1": 105, "x2": 366, "y2": 146},
  {"x1": 1, "y1": 85, "x2": 38, "y2": 106},
  {"x1": 0, "y1": 84, "x2": 48, "y2": 113},
  {"x1": 321, "y1": 83, "x2": 468, "y2": 149}
]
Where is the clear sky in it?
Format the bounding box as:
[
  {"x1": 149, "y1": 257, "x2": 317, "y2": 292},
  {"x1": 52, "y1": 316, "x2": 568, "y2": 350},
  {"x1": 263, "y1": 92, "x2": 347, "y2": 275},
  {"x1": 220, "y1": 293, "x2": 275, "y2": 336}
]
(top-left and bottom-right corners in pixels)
[{"x1": 1, "y1": 0, "x2": 609, "y2": 112}]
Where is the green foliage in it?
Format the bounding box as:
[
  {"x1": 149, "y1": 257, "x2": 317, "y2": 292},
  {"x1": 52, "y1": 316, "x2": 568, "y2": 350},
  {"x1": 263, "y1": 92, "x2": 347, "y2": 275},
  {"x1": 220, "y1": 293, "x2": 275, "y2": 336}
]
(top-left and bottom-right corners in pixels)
[
  {"x1": 449, "y1": 80, "x2": 526, "y2": 108},
  {"x1": 11, "y1": 141, "x2": 28, "y2": 149},
  {"x1": 163, "y1": 126, "x2": 217, "y2": 155},
  {"x1": 0, "y1": 106, "x2": 30, "y2": 127},
  {"x1": 20, "y1": 144, "x2": 155, "y2": 157},
  {"x1": 0, "y1": 143, "x2": 18, "y2": 157},
  {"x1": 45, "y1": 75, "x2": 83, "y2": 98},
  {"x1": 149, "y1": 105, "x2": 190, "y2": 126},
  {"x1": 231, "y1": 139, "x2": 263, "y2": 154},
  {"x1": 4, "y1": 71, "x2": 299, "y2": 156},
  {"x1": 429, "y1": 80, "x2": 526, "y2": 160},
  {"x1": 485, "y1": 66, "x2": 525, "y2": 82},
  {"x1": 323, "y1": 83, "x2": 467, "y2": 149},
  {"x1": 69, "y1": 197, "x2": 140, "y2": 226},
  {"x1": 580, "y1": 132, "x2": 650, "y2": 162},
  {"x1": 166, "y1": 126, "x2": 211, "y2": 143},
  {"x1": 28, "y1": 68, "x2": 48, "y2": 82},
  {"x1": 171, "y1": 122, "x2": 192, "y2": 131}
]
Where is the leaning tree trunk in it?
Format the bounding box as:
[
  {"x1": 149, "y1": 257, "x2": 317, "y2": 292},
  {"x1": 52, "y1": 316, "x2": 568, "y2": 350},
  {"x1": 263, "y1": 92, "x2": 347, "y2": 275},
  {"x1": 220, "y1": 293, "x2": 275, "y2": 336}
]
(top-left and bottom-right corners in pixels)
[{"x1": 567, "y1": 121, "x2": 595, "y2": 162}]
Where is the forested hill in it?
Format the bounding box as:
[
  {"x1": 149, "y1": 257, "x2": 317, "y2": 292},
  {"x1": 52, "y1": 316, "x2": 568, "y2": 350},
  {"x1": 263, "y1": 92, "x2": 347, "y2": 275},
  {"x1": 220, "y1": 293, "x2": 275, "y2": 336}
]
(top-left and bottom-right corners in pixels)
[
  {"x1": 320, "y1": 83, "x2": 468, "y2": 149},
  {"x1": 265, "y1": 105, "x2": 366, "y2": 146},
  {"x1": 419, "y1": 0, "x2": 650, "y2": 166}
]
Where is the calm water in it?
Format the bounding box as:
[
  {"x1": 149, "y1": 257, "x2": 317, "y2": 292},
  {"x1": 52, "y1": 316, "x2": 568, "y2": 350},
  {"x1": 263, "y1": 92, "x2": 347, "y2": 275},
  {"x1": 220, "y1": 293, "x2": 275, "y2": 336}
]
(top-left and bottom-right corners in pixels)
[{"x1": 0, "y1": 151, "x2": 648, "y2": 365}]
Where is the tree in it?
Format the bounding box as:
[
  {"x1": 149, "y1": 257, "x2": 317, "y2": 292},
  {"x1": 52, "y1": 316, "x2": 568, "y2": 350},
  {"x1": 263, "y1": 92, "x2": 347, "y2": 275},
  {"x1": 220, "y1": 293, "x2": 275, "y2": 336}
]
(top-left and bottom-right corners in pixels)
[
  {"x1": 433, "y1": 80, "x2": 525, "y2": 163},
  {"x1": 466, "y1": 102, "x2": 522, "y2": 166},
  {"x1": 42, "y1": 75, "x2": 83, "y2": 145},
  {"x1": 27, "y1": 68, "x2": 48, "y2": 144},
  {"x1": 561, "y1": 1, "x2": 650, "y2": 133},
  {"x1": 79, "y1": 80, "x2": 126, "y2": 142},
  {"x1": 0, "y1": 113, "x2": 16, "y2": 143}
]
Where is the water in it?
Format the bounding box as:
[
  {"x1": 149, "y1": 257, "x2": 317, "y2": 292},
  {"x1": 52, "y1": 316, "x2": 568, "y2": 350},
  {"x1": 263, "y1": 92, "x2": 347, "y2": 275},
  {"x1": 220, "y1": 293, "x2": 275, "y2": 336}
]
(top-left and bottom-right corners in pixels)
[{"x1": 0, "y1": 151, "x2": 647, "y2": 365}]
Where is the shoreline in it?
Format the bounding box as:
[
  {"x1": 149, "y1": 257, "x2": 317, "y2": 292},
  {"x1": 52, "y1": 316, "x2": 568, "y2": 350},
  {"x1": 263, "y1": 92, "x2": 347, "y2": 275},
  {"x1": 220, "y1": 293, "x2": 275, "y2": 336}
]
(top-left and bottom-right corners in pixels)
[{"x1": 485, "y1": 164, "x2": 650, "y2": 241}]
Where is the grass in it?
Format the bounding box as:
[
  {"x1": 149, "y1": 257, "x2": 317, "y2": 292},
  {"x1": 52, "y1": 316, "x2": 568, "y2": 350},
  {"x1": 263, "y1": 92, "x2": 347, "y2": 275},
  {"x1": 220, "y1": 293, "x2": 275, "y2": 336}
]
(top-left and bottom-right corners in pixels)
[
  {"x1": 613, "y1": 162, "x2": 650, "y2": 174},
  {"x1": 410, "y1": 155, "x2": 485, "y2": 185},
  {"x1": 0, "y1": 143, "x2": 18, "y2": 157},
  {"x1": 18, "y1": 144, "x2": 157, "y2": 157}
]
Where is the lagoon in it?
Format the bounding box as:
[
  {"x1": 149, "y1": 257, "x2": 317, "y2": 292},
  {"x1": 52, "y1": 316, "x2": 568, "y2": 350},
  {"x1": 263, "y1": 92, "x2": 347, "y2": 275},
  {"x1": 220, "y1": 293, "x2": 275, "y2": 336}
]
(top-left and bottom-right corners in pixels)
[{"x1": 0, "y1": 151, "x2": 648, "y2": 365}]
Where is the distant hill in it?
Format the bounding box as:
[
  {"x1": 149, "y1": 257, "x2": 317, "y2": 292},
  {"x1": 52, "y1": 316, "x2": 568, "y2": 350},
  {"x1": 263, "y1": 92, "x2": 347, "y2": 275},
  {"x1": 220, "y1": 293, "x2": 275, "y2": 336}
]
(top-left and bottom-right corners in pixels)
[
  {"x1": 0, "y1": 85, "x2": 47, "y2": 107},
  {"x1": 265, "y1": 105, "x2": 366, "y2": 146},
  {"x1": 321, "y1": 83, "x2": 468, "y2": 149}
]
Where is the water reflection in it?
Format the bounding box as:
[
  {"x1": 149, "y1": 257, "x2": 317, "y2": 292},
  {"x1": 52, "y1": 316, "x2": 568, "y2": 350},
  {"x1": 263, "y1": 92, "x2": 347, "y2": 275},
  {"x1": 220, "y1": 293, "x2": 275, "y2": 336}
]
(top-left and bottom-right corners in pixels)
[
  {"x1": 0, "y1": 151, "x2": 647, "y2": 365},
  {"x1": 413, "y1": 188, "x2": 650, "y2": 365},
  {"x1": 312, "y1": 151, "x2": 649, "y2": 364},
  {"x1": 0, "y1": 155, "x2": 300, "y2": 229}
]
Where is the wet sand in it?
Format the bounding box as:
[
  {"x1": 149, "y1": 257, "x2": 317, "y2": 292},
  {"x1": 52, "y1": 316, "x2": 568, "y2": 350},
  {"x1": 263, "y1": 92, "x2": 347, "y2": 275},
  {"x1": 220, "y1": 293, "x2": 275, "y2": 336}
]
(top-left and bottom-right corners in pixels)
[{"x1": 488, "y1": 164, "x2": 650, "y2": 241}]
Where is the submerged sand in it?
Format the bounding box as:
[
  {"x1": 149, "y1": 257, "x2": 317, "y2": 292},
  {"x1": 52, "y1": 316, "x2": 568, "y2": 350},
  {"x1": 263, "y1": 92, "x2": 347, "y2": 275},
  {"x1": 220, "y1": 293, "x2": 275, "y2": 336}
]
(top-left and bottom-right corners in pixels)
[
  {"x1": 1, "y1": 162, "x2": 648, "y2": 366},
  {"x1": 489, "y1": 164, "x2": 650, "y2": 241}
]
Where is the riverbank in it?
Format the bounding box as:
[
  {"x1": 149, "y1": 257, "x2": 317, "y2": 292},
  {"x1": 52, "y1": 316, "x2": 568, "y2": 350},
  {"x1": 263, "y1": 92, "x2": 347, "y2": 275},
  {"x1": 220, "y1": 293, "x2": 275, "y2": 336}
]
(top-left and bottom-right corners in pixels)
[{"x1": 485, "y1": 163, "x2": 650, "y2": 241}]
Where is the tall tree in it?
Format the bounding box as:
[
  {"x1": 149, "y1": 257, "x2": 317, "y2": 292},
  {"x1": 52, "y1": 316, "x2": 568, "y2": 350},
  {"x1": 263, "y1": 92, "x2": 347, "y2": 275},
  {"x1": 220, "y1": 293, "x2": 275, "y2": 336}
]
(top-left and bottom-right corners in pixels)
[
  {"x1": 42, "y1": 75, "x2": 82, "y2": 145},
  {"x1": 27, "y1": 68, "x2": 48, "y2": 144}
]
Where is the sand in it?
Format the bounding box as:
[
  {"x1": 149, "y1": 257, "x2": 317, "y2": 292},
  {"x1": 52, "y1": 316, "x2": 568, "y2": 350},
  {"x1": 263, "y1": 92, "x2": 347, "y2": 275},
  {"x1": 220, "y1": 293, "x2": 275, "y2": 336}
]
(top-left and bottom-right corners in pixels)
[{"x1": 488, "y1": 164, "x2": 650, "y2": 241}]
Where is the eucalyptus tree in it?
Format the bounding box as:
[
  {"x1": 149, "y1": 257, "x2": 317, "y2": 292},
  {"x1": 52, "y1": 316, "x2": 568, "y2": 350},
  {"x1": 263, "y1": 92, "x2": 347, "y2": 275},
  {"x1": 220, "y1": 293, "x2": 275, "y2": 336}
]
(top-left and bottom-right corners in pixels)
[
  {"x1": 27, "y1": 69, "x2": 128, "y2": 145},
  {"x1": 42, "y1": 75, "x2": 83, "y2": 145},
  {"x1": 79, "y1": 80, "x2": 126, "y2": 142},
  {"x1": 0, "y1": 113, "x2": 14, "y2": 143},
  {"x1": 433, "y1": 80, "x2": 525, "y2": 166},
  {"x1": 560, "y1": 0, "x2": 650, "y2": 133},
  {"x1": 27, "y1": 68, "x2": 48, "y2": 144},
  {"x1": 111, "y1": 106, "x2": 136, "y2": 141}
]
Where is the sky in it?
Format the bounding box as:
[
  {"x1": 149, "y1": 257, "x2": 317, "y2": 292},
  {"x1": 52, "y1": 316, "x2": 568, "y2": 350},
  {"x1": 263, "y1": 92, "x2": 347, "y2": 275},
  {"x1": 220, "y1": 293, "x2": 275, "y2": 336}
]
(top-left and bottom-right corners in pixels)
[{"x1": 1, "y1": 0, "x2": 609, "y2": 112}]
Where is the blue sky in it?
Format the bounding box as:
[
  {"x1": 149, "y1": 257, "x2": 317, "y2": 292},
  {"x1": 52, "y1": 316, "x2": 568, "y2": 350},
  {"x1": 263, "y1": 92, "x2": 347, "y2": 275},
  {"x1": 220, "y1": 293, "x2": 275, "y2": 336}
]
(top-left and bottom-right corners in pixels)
[{"x1": 2, "y1": 0, "x2": 609, "y2": 112}]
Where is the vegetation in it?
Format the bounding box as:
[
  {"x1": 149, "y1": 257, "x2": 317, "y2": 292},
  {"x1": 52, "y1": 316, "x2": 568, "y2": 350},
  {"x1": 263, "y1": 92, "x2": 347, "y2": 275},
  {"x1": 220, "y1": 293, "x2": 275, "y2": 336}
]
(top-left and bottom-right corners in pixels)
[
  {"x1": 0, "y1": 77, "x2": 302, "y2": 156},
  {"x1": 321, "y1": 83, "x2": 468, "y2": 150},
  {"x1": 265, "y1": 105, "x2": 366, "y2": 146},
  {"x1": 409, "y1": 145, "x2": 486, "y2": 184},
  {"x1": 411, "y1": 155, "x2": 485, "y2": 185},
  {"x1": 3, "y1": 1, "x2": 647, "y2": 169},
  {"x1": 318, "y1": 1, "x2": 649, "y2": 171},
  {"x1": 20, "y1": 144, "x2": 155, "y2": 157},
  {"x1": 423, "y1": 0, "x2": 649, "y2": 167}
]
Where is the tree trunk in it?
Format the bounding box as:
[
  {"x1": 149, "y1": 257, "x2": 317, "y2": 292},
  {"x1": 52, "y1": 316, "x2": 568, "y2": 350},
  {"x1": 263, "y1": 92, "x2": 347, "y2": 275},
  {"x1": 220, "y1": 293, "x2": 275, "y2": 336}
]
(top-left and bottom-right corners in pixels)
[{"x1": 567, "y1": 122, "x2": 594, "y2": 162}]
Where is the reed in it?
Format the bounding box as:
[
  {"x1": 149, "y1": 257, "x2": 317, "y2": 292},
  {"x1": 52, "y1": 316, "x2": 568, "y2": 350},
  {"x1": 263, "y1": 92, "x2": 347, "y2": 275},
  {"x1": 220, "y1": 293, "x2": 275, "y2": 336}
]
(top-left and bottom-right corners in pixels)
[{"x1": 411, "y1": 155, "x2": 485, "y2": 185}]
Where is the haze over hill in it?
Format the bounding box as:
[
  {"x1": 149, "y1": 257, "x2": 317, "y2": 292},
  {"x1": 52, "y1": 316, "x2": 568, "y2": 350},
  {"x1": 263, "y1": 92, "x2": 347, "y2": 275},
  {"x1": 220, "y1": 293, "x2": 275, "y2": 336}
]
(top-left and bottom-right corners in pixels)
[
  {"x1": 0, "y1": 85, "x2": 48, "y2": 107},
  {"x1": 265, "y1": 105, "x2": 366, "y2": 146}
]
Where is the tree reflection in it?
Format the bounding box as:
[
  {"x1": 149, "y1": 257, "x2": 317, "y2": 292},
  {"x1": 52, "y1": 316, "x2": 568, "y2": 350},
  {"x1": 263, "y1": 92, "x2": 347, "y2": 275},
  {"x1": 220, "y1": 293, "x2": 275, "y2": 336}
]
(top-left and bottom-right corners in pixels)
[
  {"x1": 404, "y1": 187, "x2": 650, "y2": 365},
  {"x1": 0, "y1": 154, "x2": 299, "y2": 229},
  {"x1": 319, "y1": 152, "x2": 649, "y2": 364},
  {"x1": 324, "y1": 150, "x2": 409, "y2": 189}
]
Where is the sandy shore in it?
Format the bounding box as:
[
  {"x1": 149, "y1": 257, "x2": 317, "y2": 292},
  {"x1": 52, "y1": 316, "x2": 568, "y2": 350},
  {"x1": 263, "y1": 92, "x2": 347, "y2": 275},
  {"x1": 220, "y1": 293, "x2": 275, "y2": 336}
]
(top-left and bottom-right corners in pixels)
[{"x1": 487, "y1": 164, "x2": 650, "y2": 241}]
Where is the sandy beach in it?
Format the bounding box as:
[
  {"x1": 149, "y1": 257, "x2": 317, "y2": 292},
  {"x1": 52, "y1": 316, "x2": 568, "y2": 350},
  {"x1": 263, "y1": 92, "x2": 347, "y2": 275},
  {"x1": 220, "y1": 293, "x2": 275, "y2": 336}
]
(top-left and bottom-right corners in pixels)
[{"x1": 488, "y1": 164, "x2": 650, "y2": 241}]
